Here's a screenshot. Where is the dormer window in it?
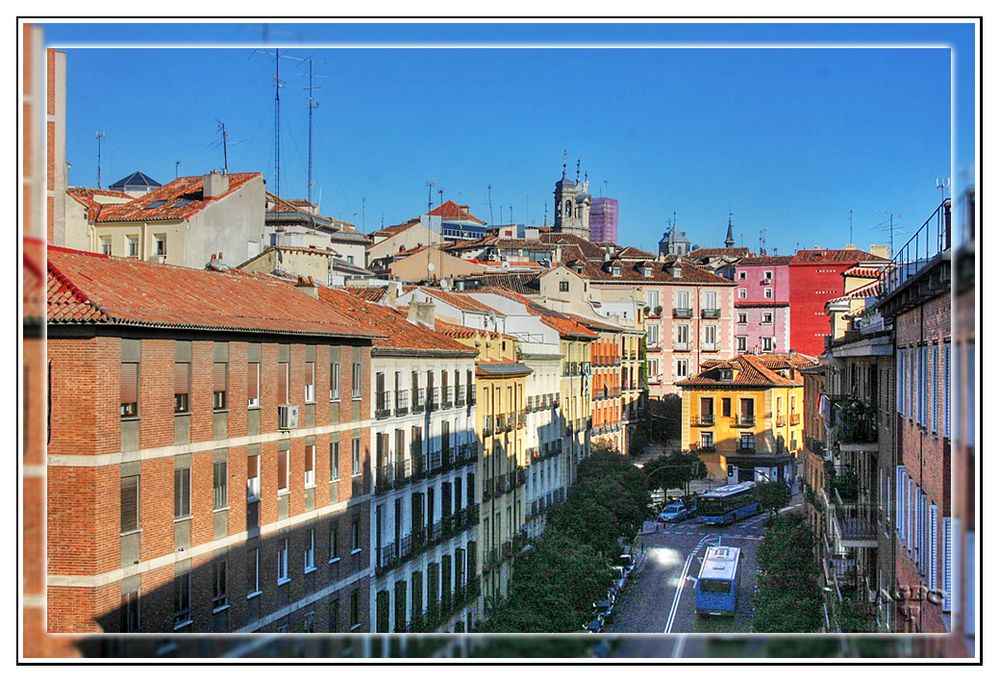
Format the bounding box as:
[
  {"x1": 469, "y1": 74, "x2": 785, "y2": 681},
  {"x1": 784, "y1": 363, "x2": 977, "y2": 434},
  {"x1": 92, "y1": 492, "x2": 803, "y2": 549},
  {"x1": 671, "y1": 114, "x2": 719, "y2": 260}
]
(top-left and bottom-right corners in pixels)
[
  {"x1": 643, "y1": 266, "x2": 652, "y2": 277},
  {"x1": 718, "y1": 368, "x2": 734, "y2": 381},
  {"x1": 612, "y1": 266, "x2": 621, "y2": 277}
]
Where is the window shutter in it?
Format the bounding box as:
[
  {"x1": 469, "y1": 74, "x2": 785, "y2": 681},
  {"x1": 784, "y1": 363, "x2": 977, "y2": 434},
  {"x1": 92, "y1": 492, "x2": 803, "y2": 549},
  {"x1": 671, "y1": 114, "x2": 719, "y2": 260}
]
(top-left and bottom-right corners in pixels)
[
  {"x1": 248, "y1": 363, "x2": 259, "y2": 401},
  {"x1": 247, "y1": 452, "x2": 259, "y2": 479},
  {"x1": 121, "y1": 363, "x2": 139, "y2": 404},
  {"x1": 174, "y1": 362, "x2": 190, "y2": 394},
  {"x1": 278, "y1": 451, "x2": 288, "y2": 490},
  {"x1": 928, "y1": 504, "x2": 938, "y2": 591},
  {"x1": 120, "y1": 475, "x2": 139, "y2": 532},
  {"x1": 895, "y1": 466, "x2": 904, "y2": 535},
  {"x1": 278, "y1": 363, "x2": 288, "y2": 403},
  {"x1": 943, "y1": 516, "x2": 953, "y2": 612},
  {"x1": 213, "y1": 362, "x2": 227, "y2": 393}
]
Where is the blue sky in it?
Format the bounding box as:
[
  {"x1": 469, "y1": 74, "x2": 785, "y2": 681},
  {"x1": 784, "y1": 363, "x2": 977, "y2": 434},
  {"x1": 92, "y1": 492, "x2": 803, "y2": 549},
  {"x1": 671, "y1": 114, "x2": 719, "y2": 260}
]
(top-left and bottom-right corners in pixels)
[{"x1": 43, "y1": 21, "x2": 975, "y2": 255}]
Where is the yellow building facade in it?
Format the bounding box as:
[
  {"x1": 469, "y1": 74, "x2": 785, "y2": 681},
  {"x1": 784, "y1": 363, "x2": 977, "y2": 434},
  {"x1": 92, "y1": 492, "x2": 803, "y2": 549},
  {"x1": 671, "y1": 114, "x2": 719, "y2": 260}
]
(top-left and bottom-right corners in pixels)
[{"x1": 679, "y1": 353, "x2": 814, "y2": 484}]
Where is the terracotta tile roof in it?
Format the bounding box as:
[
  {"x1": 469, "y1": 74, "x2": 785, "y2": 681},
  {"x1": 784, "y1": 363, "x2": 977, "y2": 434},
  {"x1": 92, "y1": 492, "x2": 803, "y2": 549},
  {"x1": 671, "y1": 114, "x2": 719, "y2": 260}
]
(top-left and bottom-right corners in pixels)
[
  {"x1": 46, "y1": 246, "x2": 378, "y2": 340},
  {"x1": 567, "y1": 255, "x2": 737, "y2": 285},
  {"x1": 790, "y1": 249, "x2": 889, "y2": 265},
  {"x1": 561, "y1": 311, "x2": 625, "y2": 333},
  {"x1": 88, "y1": 172, "x2": 261, "y2": 223},
  {"x1": 315, "y1": 287, "x2": 472, "y2": 354},
  {"x1": 688, "y1": 247, "x2": 751, "y2": 260},
  {"x1": 434, "y1": 319, "x2": 517, "y2": 343},
  {"x1": 735, "y1": 254, "x2": 793, "y2": 266},
  {"x1": 678, "y1": 353, "x2": 800, "y2": 388},
  {"x1": 369, "y1": 219, "x2": 422, "y2": 239},
  {"x1": 416, "y1": 288, "x2": 504, "y2": 315},
  {"x1": 842, "y1": 265, "x2": 885, "y2": 279},
  {"x1": 540, "y1": 232, "x2": 608, "y2": 259},
  {"x1": 462, "y1": 272, "x2": 540, "y2": 294},
  {"x1": 427, "y1": 200, "x2": 486, "y2": 225},
  {"x1": 23, "y1": 239, "x2": 46, "y2": 323},
  {"x1": 615, "y1": 246, "x2": 657, "y2": 259},
  {"x1": 827, "y1": 279, "x2": 883, "y2": 305},
  {"x1": 66, "y1": 187, "x2": 134, "y2": 212},
  {"x1": 342, "y1": 286, "x2": 390, "y2": 303},
  {"x1": 754, "y1": 352, "x2": 819, "y2": 370},
  {"x1": 473, "y1": 287, "x2": 598, "y2": 339}
]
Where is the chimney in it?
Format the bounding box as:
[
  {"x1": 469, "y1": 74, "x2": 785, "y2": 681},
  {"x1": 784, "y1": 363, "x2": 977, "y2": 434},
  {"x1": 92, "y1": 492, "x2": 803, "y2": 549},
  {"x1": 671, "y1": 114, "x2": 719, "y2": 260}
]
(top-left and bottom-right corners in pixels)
[
  {"x1": 671, "y1": 262, "x2": 682, "y2": 278},
  {"x1": 204, "y1": 171, "x2": 230, "y2": 199},
  {"x1": 295, "y1": 275, "x2": 318, "y2": 298},
  {"x1": 408, "y1": 299, "x2": 437, "y2": 329},
  {"x1": 385, "y1": 281, "x2": 399, "y2": 308}
]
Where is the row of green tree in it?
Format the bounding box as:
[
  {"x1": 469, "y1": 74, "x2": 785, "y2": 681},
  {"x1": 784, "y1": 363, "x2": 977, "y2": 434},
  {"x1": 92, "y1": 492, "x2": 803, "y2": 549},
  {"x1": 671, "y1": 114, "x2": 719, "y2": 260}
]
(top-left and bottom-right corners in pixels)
[
  {"x1": 751, "y1": 511, "x2": 825, "y2": 632},
  {"x1": 477, "y1": 445, "x2": 651, "y2": 633}
]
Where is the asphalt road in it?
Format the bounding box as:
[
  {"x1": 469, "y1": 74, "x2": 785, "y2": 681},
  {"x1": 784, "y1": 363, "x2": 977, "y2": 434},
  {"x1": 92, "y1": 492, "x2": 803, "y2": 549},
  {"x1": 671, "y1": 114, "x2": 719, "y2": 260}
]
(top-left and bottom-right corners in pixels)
[{"x1": 604, "y1": 505, "x2": 787, "y2": 656}]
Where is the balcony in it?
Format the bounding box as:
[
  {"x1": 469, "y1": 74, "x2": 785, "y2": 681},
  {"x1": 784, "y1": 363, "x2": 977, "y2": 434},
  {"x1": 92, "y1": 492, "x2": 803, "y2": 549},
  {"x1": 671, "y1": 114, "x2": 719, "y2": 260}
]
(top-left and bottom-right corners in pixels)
[
  {"x1": 482, "y1": 419, "x2": 494, "y2": 438},
  {"x1": 733, "y1": 415, "x2": 755, "y2": 428},
  {"x1": 702, "y1": 342, "x2": 719, "y2": 352},
  {"x1": 394, "y1": 389, "x2": 409, "y2": 416},
  {"x1": 412, "y1": 388, "x2": 426, "y2": 413},
  {"x1": 483, "y1": 479, "x2": 494, "y2": 502},
  {"x1": 673, "y1": 307, "x2": 693, "y2": 319},
  {"x1": 442, "y1": 386, "x2": 454, "y2": 410},
  {"x1": 467, "y1": 387, "x2": 477, "y2": 406},
  {"x1": 455, "y1": 387, "x2": 466, "y2": 407},
  {"x1": 830, "y1": 398, "x2": 879, "y2": 452},
  {"x1": 375, "y1": 391, "x2": 392, "y2": 420},
  {"x1": 790, "y1": 412, "x2": 801, "y2": 426},
  {"x1": 375, "y1": 464, "x2": 394, "y2": 494},
  {"x1": 832, "y1": 497, "x2": 879, "y2": 548},
  {"x1": 698, "y1": 444, "x2": 716, "y2": 453},
  {"x1": 701, "y1": 308, "x2": 721, "y2": 319},
  {"x1": 428, "y1": 387, "x2": 440, "y2": 412},
  {"x1": 776, "y1": 415, "x2": 786, "y2": 427},
  {"x1": 693, "y1": 414, "x2": 715, "y2": 426},
  {"x1": 393, "y1": 457, "x2": 413, "y2": 487},
  {"x1": 674, "y1": 341, "x2": 691, "y2": 352}
]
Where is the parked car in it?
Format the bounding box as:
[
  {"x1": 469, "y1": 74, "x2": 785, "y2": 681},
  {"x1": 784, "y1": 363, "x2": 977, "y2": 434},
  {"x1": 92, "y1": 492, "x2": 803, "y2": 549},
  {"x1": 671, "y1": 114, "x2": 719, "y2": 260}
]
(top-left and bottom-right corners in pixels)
[
  {"x1": 613, "y1": 553, "x2": 636, "y2": 575},
  {"x1": 583, "y1": 613, "x2": 605, "y2": 633},
  {"x1": 658, "y1": 501, "x2": 696, "y2": 523},
  {"x1": 593, "y1": 593, "x2": 615, "y2": 620}
]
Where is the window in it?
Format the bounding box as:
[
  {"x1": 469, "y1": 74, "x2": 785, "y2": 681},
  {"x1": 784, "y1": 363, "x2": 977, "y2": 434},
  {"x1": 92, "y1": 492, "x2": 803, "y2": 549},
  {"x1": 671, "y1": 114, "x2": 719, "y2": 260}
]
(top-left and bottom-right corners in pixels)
[
  {"x1": 352, "y1": 362, "x2": 362, "y2": 399},
  {"x1": 120, "y1": 475, "x2": 140, "y2": 533},
  {"x1": 612, "y1": 265, "x2": 621, "y2": 277},
  {"x1": 121, "y1": 590, "x2": 140, "y2": 633},
  {"x1": 738, "y1": 271, "x2": 747, "y2": 280},
  {"x1": 676, "y1": 324, "x2": 689, "y2": 346},
  {"x1": 304, "y1": 528, "x2": 316, "y2": 572},
  {"x1": 330, "y1": 361, "x2": 342, "y2": 401},
  {"x1": 278, "y1": 449, "x2": 290, "y2": 493},
  {"x1": 736, "y1": 336, "x2": 747, "y2": 352},
  {"x1": 305, "y1": 444, "x2": 316, "y2": 488},
  {"x1": 931, "y1": 344, "x2": 939, "y2": 433},
  {"x1": 277, "y1": 539, "x2": 289, "y2": 584},
  {"x1": 121, "y1": 362, "x2": 139, "y2": 418},
  {"x1": 278, "y1": 361, "x2": 289, "y2": 404},
  {"x1": 174, "y1": 466, "x2": 191, "y2": 519},
  {"x1": 704, "y1": 325, "x2": 717, "y2": 348},
  {"x1": 213, "y1": 362, "x2": 227, "y2": 410},
  {"x1": 740, "y1": 397, "x2": 755, "y2": 419},
  {"x1": 762, "y1": 337, "x2": 773, "y2": 352},
  {"x1": 738, "y1": 288, "x2": 747, "y2": 299},
  {"x1": 645, "y1": 324, "x2": 659, "y2": 348},
  {"x1": 559, "y1": 280, "x2": 569, "y2": 292},
  {"x1": 100, "y1": 237, "x2": 112, "y2": 255},
  {"x1": 305, "y1": 361, "x2": 316, "y2": 403},
  {"x1": 247, "y1": 547, "x2": 261, "y2": 597},
  {"x1": 765, "y1": 270, "x2": 773, "y2": 280},
  {"x1": 700, "y1": 432, "x2": 714, "y2": 449},
  {"x1": 737, "y1": 312, "x2": 747, "y2": 324},
  {"x1": 721, "y1": 398, "x2": 732, "y2": 417},
  {"x1": 212, "y1": 558, "x2": 228, "y2": 610},
  {"x1": 352, "y1": 437, "x2": 361, "y2": 476},
  {"x1": 154, "y1": 234, "x2": 167, "y2": 256},
  {"x1": 329, "y1": 521, "x2": 340, "y2": 562},
  {"x1": 351, "y1": 515, "x2": 361, "y2": 551},
  {"x1": 247, "y1": 362, "x2": 260, "y2": 408},
  {"x1": 173, "y1": 573, "x2": 191, "y2": 626},
  {"x1": 918, "y1": 345, "x2": 926, "y2": 427},
  {"x1": 247, "y1": 452, "x2": 260, "y2": 501},
  {"x1": 173, "y1": 362, "x2": 190, "y2": 413},
  {"x1": 350, "y1": 589, "x2": 361, "y2": 629},
  {"x1": 704, "y1": 291, "x2": 717, "y2": 309},
  {"x1": 675, "y1": 358, "x2": 689, "y2": 379},
  {"x1": 740, "y1": 433, "x2": 755, "y2": 450},
  {"x1": 127, "y1": 235, "x2": 139, "y2": 257},
  {"x1": 764, "y1": 288, "x2": 773, "y2": 299},
  {"x1": 646, "y1": 290, "x2": 661, "y2": 310},
  {"x1": 762, "y1": 312, "x2": 773, "y2": 325},
  {"x1": 943, "y1": 342, "x2": 951, "y2": 438},
  {"x1": 330, "y1": 441, "x2": 341, "y2": 481},
  {"x1": 677, "y1": 290, "x2": 690, "y2": 309},
  {"x1": 213, "y1": 460, "x2": 228, "y2": 510},
  {"x1": 329, "y1": 597, "x2": 341, "y2": 632}
]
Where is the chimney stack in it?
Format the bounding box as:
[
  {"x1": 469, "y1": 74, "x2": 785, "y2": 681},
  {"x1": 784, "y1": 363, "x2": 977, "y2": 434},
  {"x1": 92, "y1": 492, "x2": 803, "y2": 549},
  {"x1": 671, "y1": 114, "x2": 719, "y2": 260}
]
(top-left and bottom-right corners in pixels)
[
  {"x1": 204, "y1": 170, "x2": 230, "y2": 199},
  {"x1": 295, "y1": 275, "x2": 318, "y2": 299},
  {"x1": 407, "y1": 298, "x2": 437, "y2": 329}
]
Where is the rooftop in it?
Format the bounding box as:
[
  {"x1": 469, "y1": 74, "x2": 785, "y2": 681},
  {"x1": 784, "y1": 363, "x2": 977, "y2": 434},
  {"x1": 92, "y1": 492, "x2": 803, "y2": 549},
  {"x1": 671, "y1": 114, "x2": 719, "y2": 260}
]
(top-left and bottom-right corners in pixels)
[
  {"x1": 87, "y1": 172, "x2": 261, "y2": 223},
  {"x1": 427, "y1": 200, "x2": 486, "y2": 225},
  {"x1": 46, "y1": 246, "x2": 378, "y2": 340},
  {"x1": 678, "y1": 353, "x2": 808, "y2": 388},
  {"x1": 790, "y1": 249, "x2": 889, "y2": 265}
]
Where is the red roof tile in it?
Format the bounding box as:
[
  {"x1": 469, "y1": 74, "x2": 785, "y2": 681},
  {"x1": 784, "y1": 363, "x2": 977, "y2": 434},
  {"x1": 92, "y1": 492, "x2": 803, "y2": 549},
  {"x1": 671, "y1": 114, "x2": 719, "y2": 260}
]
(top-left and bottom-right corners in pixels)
[
  {"x1": 46, "y1": 246, "x2": 377, "y2": 340},
  {"x1": 415, "y1": 288, "x2": 503, "y2": 315},
  {"x1": 88, "y1": 173, "x2": 261, "y2": 223},
  {"x1": 370, "y1": 219, "x2": 422, "y2": 239},
  {"x1": 66, "y1": 187, "x2": 134, "y2": 212},
  {"x1": 427, "y1": 200, "x2": 486, "y2": 225},
  {"x1": 790, "y1": 249, "x2": 889, "y2": 265},
  {"x1": 678, "y1": 353, "x2": 801, "y2": 388},
  {"x1": 842, "y1": 265, "x2": 885, "y2": 279},
  {"x1": 735, "y1": 254, "x2": 793, "y2": 266},
  {"x1": 342, "y1": 286, "x2": 390, "y2": 303},
  {"x1": 688, "y1": 247, "x2": 751, "y2": 260},
  {"x1": 315, "y1": 288, "x2": 473, "y2": 354},
  {"x1": 473, "y1": 287, "x2": 598, "y2": 339}
]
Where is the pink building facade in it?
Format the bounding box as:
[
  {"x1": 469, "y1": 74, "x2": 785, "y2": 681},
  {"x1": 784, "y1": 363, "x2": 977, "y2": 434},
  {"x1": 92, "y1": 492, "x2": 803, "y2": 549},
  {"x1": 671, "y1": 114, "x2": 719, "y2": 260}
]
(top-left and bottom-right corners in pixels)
[{"x1": 729, "y1": 256, "x2": 793, "y2": 354}]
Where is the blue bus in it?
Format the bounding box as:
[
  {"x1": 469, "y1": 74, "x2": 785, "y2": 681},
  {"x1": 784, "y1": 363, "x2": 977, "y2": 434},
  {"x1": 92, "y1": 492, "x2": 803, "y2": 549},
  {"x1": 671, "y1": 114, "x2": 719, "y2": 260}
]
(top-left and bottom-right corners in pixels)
[
  {"x1": 695, "y1": 481, "x2": 759, "y2": 524},
  {"x1": 695, "y1": 545, "x2": 741, "y2": 616}
]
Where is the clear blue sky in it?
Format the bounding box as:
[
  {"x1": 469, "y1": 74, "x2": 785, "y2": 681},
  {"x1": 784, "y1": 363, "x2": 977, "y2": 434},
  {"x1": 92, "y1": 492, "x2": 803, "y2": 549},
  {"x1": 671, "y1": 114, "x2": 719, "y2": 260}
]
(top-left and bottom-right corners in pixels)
[{"x1": 43, "y1": 21, "x2": 975, "y2": 255}]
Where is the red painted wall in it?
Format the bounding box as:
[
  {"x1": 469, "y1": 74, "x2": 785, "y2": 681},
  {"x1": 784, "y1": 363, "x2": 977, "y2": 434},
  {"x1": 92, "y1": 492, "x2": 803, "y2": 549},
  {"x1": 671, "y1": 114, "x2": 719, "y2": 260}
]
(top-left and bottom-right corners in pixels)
[{"x1": 788, "y1": 262, "x2": 856, "y2": 356}]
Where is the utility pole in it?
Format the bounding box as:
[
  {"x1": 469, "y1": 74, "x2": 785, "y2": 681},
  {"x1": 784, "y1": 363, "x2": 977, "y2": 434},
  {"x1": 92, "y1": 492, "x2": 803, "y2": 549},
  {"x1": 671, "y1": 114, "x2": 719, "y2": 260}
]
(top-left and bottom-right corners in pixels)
[
  {"x1": 487, "y1": 184, "x2": 494, "y2": 226},
  {"x1": 95, "y1": 131, "x2": 106, "y2": 189},
  {"x1": 304, "y1": 59, "x2": 326, "y2": 205},
  {"x1": 252, "y1": 49, "x2": 305, "y2": 199},
  {"x1": 175, "y1": 160, "x2": 181, "y2": 179},
  {"x1": 216, "y1": 121, "x2": 229, "y2": 174}
]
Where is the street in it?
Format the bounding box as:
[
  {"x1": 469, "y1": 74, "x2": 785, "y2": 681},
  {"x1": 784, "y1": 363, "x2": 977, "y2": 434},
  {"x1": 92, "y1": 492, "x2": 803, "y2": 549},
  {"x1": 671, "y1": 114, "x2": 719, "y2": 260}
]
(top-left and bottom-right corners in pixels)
[{"x1": 608, "y1": 512, "x2": 766, "y2": 636}]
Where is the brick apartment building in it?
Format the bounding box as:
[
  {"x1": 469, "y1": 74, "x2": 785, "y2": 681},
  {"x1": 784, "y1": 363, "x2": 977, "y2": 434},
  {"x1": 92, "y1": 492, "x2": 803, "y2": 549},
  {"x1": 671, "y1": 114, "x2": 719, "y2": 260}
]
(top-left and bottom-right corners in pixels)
[
  {"x1": 788, "y1": 249, "x2": 888, "y2": 357},
  {"x1": 46, "y1": 247, "x2": 379, "y2": 634}
]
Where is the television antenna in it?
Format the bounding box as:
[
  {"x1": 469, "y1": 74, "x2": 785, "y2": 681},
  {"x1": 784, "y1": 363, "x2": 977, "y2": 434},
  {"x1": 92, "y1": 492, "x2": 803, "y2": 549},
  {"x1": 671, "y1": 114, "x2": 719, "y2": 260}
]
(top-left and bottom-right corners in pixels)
[
  {"x1": 302, "y1": 59, "x2": 328, "y2": 205},
  {"x1": 95, "y1": 131, "x2": 106, "y2": 188},
  {"x1": 251, "y1": 48, "x2": 305, "y2": 198},
  {"x1": 426, "y1": 178, "x2": 437, "y2": 212},
  {"x1": 935, "y1": 177, "x2": 951, "y2": 204}
]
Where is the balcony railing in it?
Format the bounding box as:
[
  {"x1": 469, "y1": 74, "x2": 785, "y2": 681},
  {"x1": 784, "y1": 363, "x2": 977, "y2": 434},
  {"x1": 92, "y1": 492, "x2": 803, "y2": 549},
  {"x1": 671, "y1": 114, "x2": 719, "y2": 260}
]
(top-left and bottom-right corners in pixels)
[
  {"x1": 693, "y1": 414, "x2": 715, "y2": 426},
  {"x1": 375, "y1": 391, "x2": 392, "y2": 419},
  {"x1": 702, "y1": 342, "x2": 719, "y2": 351},
  {"x1": 674, "y1": 341, "x2": 691, "y2": 351},
  {"x1": 832, "y1": 498, "x2": 879, "y2": 546},
  {"x1": 734, "y1": 415, "x2": 756, "y2": 427},
  {"x1": 413, "y1": 388, "x2": 426, "y2": 412},
  {"x1": 673, "y1": 307, "x2": 693, "y2": 318},
  {"x1": 879, "y1": 199, "x2": 951, "y2": 300},
  {"x1": 455, "y1": 386, "x2": 465, "y2": 407},
  {"x1": 428, "y1": 387, "x2": 440, "y2": 412},
  {"x1": 701, "y1": 308, "x2": 721, "y2": 319},
  {"x1": 776, "y1": 415, "x2": 786, "y2": 427},
  {"x1": 467, "y1": 387, "x2": 476, "y2": 406},
  {"x1": 790, "y1": 412, "x2": 801, "y2": 426},
  {"x1": 442, "y1": 386, "x2": 454, "y2": 410},
  {"x1": 699, "y1": 444, "x2": 716, "y2": 452},
  {"x1": 394, "y1": 389, "x2": 409, "y2": 416},
  {"x1": 830, "y1": 398, "x2": 878, "y2": 449}
]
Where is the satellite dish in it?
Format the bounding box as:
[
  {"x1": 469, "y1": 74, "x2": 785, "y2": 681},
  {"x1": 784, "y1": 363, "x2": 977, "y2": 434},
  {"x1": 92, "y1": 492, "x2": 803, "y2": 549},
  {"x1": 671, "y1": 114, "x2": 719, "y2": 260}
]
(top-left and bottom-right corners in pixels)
[{"x1": 427, "y1": 262, "x2": 436, "y2": 272}]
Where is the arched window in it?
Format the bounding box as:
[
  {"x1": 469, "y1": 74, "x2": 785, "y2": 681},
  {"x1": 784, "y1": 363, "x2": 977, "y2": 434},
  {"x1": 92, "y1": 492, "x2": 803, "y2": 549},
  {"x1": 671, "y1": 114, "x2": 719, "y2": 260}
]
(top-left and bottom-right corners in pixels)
[{"x1": 564, "y1": 200, "x2": 572, "y2": 217}]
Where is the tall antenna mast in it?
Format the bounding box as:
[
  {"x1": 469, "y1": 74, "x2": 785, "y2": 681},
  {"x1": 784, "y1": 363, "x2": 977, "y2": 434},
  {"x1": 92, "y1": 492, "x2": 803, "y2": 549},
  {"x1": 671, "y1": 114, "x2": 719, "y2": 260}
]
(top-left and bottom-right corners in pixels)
[
  {"x1": 175, "y1": 160, "x2": 181, "y2": 179},
  {"x1": 935, "y1": 177, "x2": 951, "y2": 204},
  {"x1": 361, "y1": 197, "x2": 366, "y2": 232},
  {"x1": 849, "y1": 209, "x2": 854, "y2": 244},
  {"x1": 216, "y1": 121, "x2": 229, "y2": 174},
  {"x1": 252, "y1": 49, "x2": 304, "y2": 199},
  {"x1": 426, "y1": 179, "x2": 437, "y2": 212},
  {"x1": 487, "y1": 185, "x2": 494, "y2": 226},
  {"x1": 95, "y1": 131, "x2": 106, "y2": 188},
  {"x1": 303, "y1": 59, "x2": 326, "y2": 205}
]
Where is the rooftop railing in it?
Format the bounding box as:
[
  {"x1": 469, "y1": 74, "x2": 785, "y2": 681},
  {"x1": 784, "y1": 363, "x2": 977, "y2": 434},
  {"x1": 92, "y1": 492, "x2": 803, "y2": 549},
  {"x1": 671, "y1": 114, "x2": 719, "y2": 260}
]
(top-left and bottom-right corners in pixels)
[{"x1": 880, "y1": 199, "x2": 951, "y2": 299}]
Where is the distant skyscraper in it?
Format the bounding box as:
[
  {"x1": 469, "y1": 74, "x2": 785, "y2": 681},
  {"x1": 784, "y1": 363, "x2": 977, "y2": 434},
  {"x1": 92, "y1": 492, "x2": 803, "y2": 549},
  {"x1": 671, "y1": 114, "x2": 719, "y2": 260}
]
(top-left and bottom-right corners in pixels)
[{"x1": 590, "y1": 197, "x2": 619, "y2": 244}]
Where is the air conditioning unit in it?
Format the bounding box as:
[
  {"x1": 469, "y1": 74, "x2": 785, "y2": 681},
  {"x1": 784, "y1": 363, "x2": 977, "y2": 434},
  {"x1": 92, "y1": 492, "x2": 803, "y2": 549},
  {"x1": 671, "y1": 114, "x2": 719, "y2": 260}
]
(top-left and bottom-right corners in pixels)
[{"x1": 278, "y1": 404, "x2": 299, "y2": 430}]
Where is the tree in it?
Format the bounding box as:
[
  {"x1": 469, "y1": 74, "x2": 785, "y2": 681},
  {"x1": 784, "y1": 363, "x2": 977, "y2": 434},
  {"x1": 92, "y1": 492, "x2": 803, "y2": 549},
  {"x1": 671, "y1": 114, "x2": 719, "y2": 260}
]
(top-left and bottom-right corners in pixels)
[
  {"x1": 644, "y1": 452, "x2": 706, "y2": 496},
  {"x1": 751, "y1": 512, "x2": 825, "y2": 633},
  {"x1": 756, "y1": 480, "x2": 792, "y2": 517}
]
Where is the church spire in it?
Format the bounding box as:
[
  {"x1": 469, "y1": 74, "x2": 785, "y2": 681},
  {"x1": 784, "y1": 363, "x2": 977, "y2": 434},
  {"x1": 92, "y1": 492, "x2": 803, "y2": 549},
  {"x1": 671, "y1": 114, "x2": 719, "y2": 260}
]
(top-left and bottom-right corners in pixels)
[
  {"x1": 725, "y1": 210, "x2": 735, "y2": 248},
  {"x1": 561, "y1": 149, "x2": 568, "y2": 179}
]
